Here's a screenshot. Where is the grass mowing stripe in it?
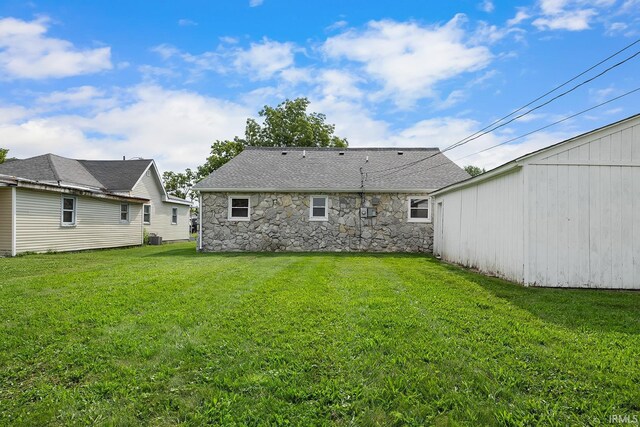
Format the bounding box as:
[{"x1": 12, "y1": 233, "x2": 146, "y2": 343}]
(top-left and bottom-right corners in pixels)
[{"x1": 1, "y1": 243, "x2": 639, "y2": 426}]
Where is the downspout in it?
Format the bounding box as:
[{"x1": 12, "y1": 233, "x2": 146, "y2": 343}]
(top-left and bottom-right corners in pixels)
[
  {"x1": 198, "y1": 193, "x2": 203, "y2": 251},
  {"x1": 11, "y1": 187, "x2": 16, "y2": 257}
]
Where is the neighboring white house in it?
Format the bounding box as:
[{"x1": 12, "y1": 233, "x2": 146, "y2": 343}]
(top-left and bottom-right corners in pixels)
[
  {"x1": 0, "y1": 154, "x2": 191, "y2": 256},
  {"x1": 432, "y1": 113, "x2": 640, "y2": 289}
]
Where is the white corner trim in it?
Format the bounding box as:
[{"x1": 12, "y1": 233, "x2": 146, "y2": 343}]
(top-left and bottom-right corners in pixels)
[{"x1": 11, "y1": 187, "x2": 16, "y2": 257}]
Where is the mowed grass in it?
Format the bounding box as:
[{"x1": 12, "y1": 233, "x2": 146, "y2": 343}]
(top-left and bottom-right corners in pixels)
[{"x1": 0, "y1": 243, "x2": 639, "y2": 426}]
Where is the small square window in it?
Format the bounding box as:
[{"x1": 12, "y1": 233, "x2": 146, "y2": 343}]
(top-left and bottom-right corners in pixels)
[
  {"x1": 143, "y1": 205, "x2": 151, "y2": 224},
  {"x1": 309, "y1": 196, "x2": 328, "y2": 221},
  {"x1": 171, "y1": 207, "x2": 178, "y2": 224},
  {"x1": 120, "y1": 204, "x2": 129, "y2": 222},
  {"x1": 228, "y1": 196, "x2": 250, "y2": 221},
  {"x1": 61, "y1": 196, "x2": 76, "y2": 226},
  {"x1": 408, "y1": 197, "x2": 431, "y2": 222}
]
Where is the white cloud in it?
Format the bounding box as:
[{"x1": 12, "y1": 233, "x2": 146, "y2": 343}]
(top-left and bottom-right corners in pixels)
[
  {"x1": 533, "y1": 8, "x2": 596, "y2": 30},
  {"x1": 0, "y1": 17, "x2": 112, "y2": 79},
  {"x1": 322, "y1": 16, "x2": 493, "y2": 108},
  {"x1": 152, "y1": 38, "x2": 296, "y2": 81},
  {"x1": 233, "y1": 39, "x2": 296, "y2": 80},
  {"x1": 1, "y1": 85, "x2": 251, "y2": 172},
  {"x1": 37, "y1": 86, "x2": 105, "y2": 106},
  {"x1": 318, "y1": 70, "x2": 363, "y2": 99},
  {"x1": 532, "y1": 0, "x2": 620, "y2": 31},
  {"x1": 249, "y1": 0, "x2": 264, "y2": 7},
  {"x1": 479, "y1": 0, "x2": 495, "y2": 13},
  {"x1": 178, "y1": 18, "x2": 197, "y2": 26},
  {"x1": 507, "y1": 9, "x2": 531, "y2": 26}
]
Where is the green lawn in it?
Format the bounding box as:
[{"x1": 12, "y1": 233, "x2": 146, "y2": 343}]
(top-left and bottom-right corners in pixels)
[{"x1": 0, "y1": 243, "x2": 638, "y2": 426}]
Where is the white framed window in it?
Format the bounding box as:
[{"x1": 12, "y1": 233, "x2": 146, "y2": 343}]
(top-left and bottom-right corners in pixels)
[
  {"x1": 143, "y1": 204, "x2": 151, "y2": 224},
  {"x1": 61, "y1": 196, "x2": 76, "y2": 226},
  {"x1": 309, "y1": 195, "x2": 328, "y2": 221},
  {"x1": 228, "y1": 196, "x2": 250, "y2": 221},
  {"x1": 171, "y1": 207, "x2": 178, "y2": 225},
  {"x1": 120, "y1": 204, "x2": 129, "y2": 223},
  {"x1": 407, "y1": 197, "x2": 431, "y2": 223}
]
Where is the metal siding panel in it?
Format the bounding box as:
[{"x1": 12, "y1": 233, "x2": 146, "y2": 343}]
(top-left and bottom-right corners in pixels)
[
  {"x1": 620, "y1": 166, "x2": 634, "y2": 289},
  {"x1": 556, "y1": 150, "x2": 569, "y2": 287},
  {"x1": 547, "y1": 163, "x2": 559, "y2": 286},
  {"x1": 534, "y1": 165, "x2": 547, "y2": 285}
]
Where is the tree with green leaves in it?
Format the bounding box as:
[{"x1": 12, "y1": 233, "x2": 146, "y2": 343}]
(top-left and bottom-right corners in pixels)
[
  {"x1": 162, "y1": 168, "x2": 196, "y2": 200},
  {"x1": 0, "y1": 148, "x2": 8, "y2": 164},
  {"x1": 464, "y1": 165, "x2": 485, "y2": 177},
  {"x1": 163, "y1": 98, "x2": 348, "y2": 200}
]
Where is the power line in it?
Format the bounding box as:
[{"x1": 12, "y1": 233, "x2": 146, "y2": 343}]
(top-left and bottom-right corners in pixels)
[
  {"x1": 440, "y1": 37, "x2": 640, "y2": 152},
  {"x1": 442, "y1": 49, "x2": 640, "y2": 152},
  {"x1": 365, "y1": 85, "x2": 640, "y2": 183},
  {"x1": 453, "y1": 87, "x2": 640, "y2": 162},
  {"x1": 365, "y1": 39, "x2": 640, "y2": 177}
]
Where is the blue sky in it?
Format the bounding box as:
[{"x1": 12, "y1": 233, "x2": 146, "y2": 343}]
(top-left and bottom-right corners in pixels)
[{"x1": 0, "y1": 0, "x2": 638, "y2": 172}]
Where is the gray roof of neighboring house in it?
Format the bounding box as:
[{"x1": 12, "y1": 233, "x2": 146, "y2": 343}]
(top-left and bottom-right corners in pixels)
[
  {"x1": 0, "y1": 153, "x2": 152, "y2": 191},
  {"x1": 79, "y1": 159, "x2": 152, "y2": 191},
  {"x1": 193, "y1": 147, "x2": 470, "y2": 192}
]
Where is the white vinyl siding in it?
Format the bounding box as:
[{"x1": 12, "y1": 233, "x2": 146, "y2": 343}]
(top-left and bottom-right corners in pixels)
[
  {"x1": 132, "y1": 168, "x2": 190, "y2": 241},
  {"x1": 14, "y1": 189, "x2": 143, "y2": 254},
  {"x1": 309, "y1": 195, "x2": 328, "y2": 221},
  {"x1": 0, "y1": 188, "x2": 12, "y2": 255}
]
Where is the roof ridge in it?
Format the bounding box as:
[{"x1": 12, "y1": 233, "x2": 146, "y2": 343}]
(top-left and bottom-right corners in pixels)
[
  {"x1": 45, "y1": 154, "x2": 61, "y2": 182},
  {"x1": 243, "y1": 146, "x2": 441, "y2": 151}
]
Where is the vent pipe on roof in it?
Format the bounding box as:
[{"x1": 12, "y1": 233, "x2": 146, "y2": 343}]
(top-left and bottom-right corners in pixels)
[
  {"x1": 303, "y1": 150, "x2": 306, "y2": 158},
  {"x1": 365, "y1": 156, "x2": 369, "y2": 163}
]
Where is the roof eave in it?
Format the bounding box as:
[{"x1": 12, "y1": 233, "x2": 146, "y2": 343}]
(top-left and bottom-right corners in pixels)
[{"x1": 194, "y1": 187, "x2": 437, "y2": 193}]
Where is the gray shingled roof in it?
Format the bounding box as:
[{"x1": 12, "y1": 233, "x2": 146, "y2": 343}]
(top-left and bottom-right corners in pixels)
[
  {"x1": 79, "y1": 159, "x2": 152, "y2": 191},
  {"x1": 0, "y1": 154, "x2": 152, "y2": 191},
  {"x1": 193, "y1": 147, "x2": 470, "y2": 192}
]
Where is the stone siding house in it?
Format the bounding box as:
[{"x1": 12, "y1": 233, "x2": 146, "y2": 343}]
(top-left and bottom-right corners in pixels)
[{"x1": 193, "y1": 147, "x2": 469, "y2": 253}]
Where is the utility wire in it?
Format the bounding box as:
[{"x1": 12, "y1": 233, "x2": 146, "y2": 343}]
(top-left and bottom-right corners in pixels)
[
  {"x1": 365, "y1": 40, "x2": 640, "y2": 177},
  {"x1": 442, "y1": 49, "x2": 640, "y2": 152},
  {"x1": 365, "y1": 86, "x2": 640, "y2": 183},
  {"x1": 438, "y1": 38, "x2": 640, "y2": 152}
]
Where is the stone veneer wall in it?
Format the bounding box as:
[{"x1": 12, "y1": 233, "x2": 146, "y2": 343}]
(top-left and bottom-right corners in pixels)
[{"x1": 200, "y1": 192, "x2": 433, "y2": 253}]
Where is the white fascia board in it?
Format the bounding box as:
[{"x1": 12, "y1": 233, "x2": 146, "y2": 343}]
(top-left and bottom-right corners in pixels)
[{"x1": 430, "y1": 163, "x2": 522, "y2": 197}]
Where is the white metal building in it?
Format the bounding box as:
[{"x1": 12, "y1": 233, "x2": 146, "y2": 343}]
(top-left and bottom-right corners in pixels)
[{"x1": 432, "y1": 113, "x2": 640, "y2": 289}]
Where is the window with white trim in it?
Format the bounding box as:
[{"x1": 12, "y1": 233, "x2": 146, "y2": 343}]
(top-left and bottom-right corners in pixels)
[
  {"x1": 120, "y1": 204, "x2": 129, "y2": 223},
  {"x1": 171, "y1": 207, "x2": 178, "y2": 224},
  {"x1": 61, "y1": 196, "x2": 76, "y2": 226},
  {"x1": 228, "y1": 196, "x2": 250, "y2": 220},
  {"x1": 143, "y1": 204, "x2": 151, "y2": 224},
  {"x1": 407, "y1": 197, "x2": 431, "y2": 222},
  {"x1": 309, "y1": 195, "x2": 328, "y2": 221}
]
